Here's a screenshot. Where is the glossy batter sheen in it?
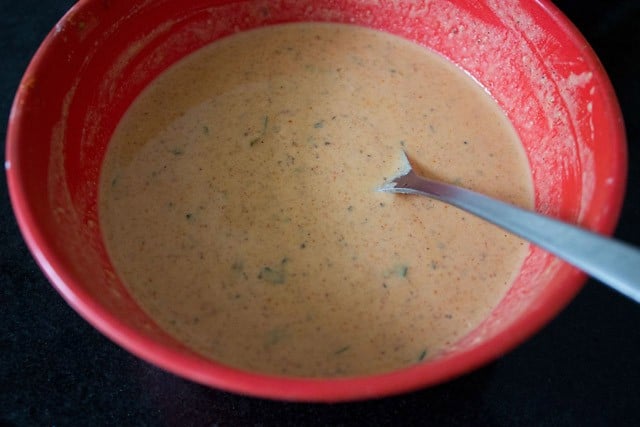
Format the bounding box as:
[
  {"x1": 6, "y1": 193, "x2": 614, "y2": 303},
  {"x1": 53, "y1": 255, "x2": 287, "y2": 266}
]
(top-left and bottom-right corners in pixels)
[{"x1": 99, "y1": 23, "x2": 533, "y2": 377}]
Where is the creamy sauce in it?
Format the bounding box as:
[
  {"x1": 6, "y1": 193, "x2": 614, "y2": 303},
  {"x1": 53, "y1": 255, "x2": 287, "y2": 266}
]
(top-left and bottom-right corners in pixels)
[{"x1": 99, "y1": 23, "x2": 533, "y2": 377}]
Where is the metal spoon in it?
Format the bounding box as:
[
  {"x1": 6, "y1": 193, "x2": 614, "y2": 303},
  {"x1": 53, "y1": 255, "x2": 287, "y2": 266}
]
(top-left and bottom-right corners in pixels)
[{"x1": 378, "y1": 151, "x2": 640, "y2": 303}]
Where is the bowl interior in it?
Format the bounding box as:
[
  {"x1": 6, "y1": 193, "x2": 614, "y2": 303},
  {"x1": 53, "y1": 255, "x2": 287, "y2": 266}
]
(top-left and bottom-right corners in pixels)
[{"x1": 6, "y1": 0, "x2": 626, "y2": 401}]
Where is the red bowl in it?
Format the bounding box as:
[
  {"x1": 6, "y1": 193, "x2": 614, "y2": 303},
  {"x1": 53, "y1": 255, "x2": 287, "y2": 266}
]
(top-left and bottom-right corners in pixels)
[{"x1": 5, "y1": 0, "x2": 626, "y2": 401}]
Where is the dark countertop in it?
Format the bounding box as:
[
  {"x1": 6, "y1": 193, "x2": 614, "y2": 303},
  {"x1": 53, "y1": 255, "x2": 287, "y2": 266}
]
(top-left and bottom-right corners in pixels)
[{"x1": 2, "y1": 1, "x2": 639, "y2": 425}]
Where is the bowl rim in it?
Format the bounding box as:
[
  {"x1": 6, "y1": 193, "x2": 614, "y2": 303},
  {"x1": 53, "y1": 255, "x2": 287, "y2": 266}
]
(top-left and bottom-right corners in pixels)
[{"x1": 5, "y1": 0, "x2": 627, "y2": 402}]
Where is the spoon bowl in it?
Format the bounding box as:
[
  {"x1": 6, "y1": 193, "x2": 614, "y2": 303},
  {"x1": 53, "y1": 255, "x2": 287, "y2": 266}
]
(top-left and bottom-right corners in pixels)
[{"x1": 380, "y1": 151, "x2": 640, "y2": 302}]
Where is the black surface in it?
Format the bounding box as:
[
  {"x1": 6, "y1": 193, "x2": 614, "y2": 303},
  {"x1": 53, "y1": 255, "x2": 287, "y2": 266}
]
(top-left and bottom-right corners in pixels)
[{"x1": 2, "y1": 1, "x2": 639, "y2": 425}]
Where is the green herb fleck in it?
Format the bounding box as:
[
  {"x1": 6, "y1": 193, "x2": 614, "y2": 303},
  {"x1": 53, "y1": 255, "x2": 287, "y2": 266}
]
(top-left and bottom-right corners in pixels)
[
  {"x1": 203, "y1": 125, "x2": 210, "y2": 135},
  {"x1": 248, "y1": 115, "x2": 269, "y2": 147},
  {"x1": 258, "y1": 258, "x2": 288, "y2": 284},
  {"x1": 185, "y1": 212, "x2": 194, "y2": 220},
  {"x1": 258, "y1": 267, "x2": 283, "y2": 284},
  {"x1": 418, "y1": 349, "x2": 428, "y2": 361},
  {"x1": 334, "y1": 345, "x2": 350, "y2": 355},
  {"x1": 170, "y1": 148, "x2": 184, "y2": 155},
  {"x1": 314, "y1": 120, "x2": 325, "y2": 129},
  {"x1": 386, "y1": 264, "x2": 409, "y2": 278}
]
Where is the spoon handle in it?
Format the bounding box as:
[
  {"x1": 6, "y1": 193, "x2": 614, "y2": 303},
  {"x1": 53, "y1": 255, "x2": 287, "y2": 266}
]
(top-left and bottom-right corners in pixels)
[{"x1": 384, "y1": 170, "x2": 640, "y2": 303}]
